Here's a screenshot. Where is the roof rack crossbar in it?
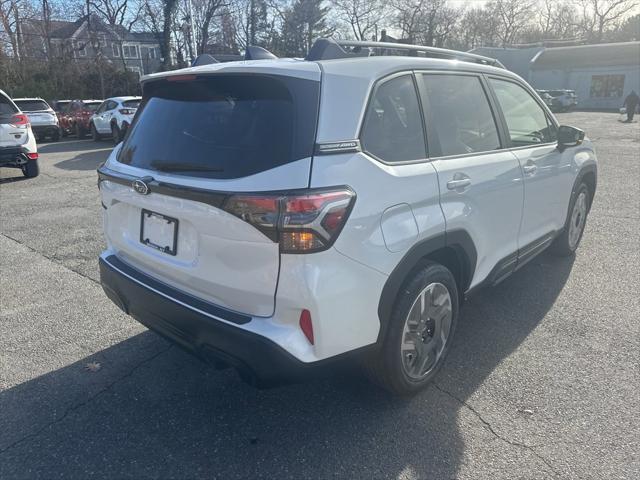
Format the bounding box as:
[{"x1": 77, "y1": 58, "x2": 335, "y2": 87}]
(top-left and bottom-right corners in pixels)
[{"x1": 306, "y1": 38, "x2": 504, "y2": 68}]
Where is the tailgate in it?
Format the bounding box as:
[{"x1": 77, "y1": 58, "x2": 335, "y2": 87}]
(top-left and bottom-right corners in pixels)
[{"x1": 99, "y1": 67, "x2": 321, "y2": 317}]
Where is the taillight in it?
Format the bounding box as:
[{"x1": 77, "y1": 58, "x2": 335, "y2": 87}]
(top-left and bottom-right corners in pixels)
[
  {"x1": 299, "y1": 309, "x2": 314, "y2": 345},
  {"x1": 10, "y1": 113, "x2": 29, "y2": 128},
  {"x1": 222, "y1": 188, "x2": 355, "y2": 253},
  {"x1": 119, "y1": 108, "x2": 135, "y2": 115},
  {"x1": 26, "y1": 153, "x2": 38, "y2": 160}
]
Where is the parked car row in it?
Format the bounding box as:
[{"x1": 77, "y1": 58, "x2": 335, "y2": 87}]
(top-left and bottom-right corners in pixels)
[
  {"x1": 537, "y1": 89, "x2": 578, "y2": 112},
  {"x1": 0, "y1": 91, "x2": 140, "y2": 180}
]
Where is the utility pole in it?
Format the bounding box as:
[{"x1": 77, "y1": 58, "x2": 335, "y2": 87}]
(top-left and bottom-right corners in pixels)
[
  {"x1": 86, "y1": 0, "x2": 105, "y2": 98},
  {"x1": 186, "y1": 0, "x2": 197, "y2": 61}
]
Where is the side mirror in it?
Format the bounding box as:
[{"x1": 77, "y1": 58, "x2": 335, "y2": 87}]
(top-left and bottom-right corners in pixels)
[{"x1": 557, "y1": 125, "x2": 585, "y2": 151}]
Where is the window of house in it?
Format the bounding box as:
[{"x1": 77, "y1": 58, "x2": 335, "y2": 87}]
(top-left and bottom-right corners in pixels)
[
  {"x1": 77, "y1": 42, "x2": 87, "y2": 57},
  {"x1": 420, "y1": 74, "x2": 501, "y2": 157},
  {"x1": 490, "y1": 78, "x2": 557, "y2": 147},
  {"x1": 148, "y1": 47, "x2": 157, "y2": 59},
  {"x1": 590, "y1": 75, "x2": 625, "y2": 98},
  {"x1": 360, "y1": 74, "x2": 427, "y2": 163},
  {"x1": 112, "y1": 43, "x2": 120, "y2": 57},
  {"x1": 123, "y1": 45, "x2": 138, "y2": 58}
]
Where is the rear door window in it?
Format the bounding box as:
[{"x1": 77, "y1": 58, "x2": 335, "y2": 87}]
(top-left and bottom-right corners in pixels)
[
  {"x1": 420, "y1": 74, "x2": 500, "y2": 157},
  {"x1": 489, "y1": 78, "x2": 557, "y2": 147},
  {"x1": 118, "y1": 74, "x2": 320, "y2": 179},
  {"x1": 1, "y1": 94, "x2": 18, "y2": 116},
  {"x1": 360, "y1": 74, "x2": 427, "y2": 163}
]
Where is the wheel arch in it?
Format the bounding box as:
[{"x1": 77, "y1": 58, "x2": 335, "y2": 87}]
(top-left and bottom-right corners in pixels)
[
  {"x1": 376, "y1": 229, "x2": 477, "y2": 343},
  {"x1": 573, "y1": 163, "x2": 597, "y2": 212}
]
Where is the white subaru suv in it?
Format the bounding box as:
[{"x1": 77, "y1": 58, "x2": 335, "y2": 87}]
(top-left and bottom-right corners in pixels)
[
  {"x1": 97, "y1": 40, "x2": 597, "y2": 394},
  {"x1": 1, "y1": 89, "x2": 39, "y2": 178},
  {"x1": 90, "y1": 96, "x2": 141, "y2": 144}
]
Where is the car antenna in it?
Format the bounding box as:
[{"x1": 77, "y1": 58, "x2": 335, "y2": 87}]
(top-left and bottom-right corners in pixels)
[
  {"x1": 191, "y1": 54, "x2": 219, "y2": 67},
  {"x1": 244, "y1": 46, "x2": 277, "y2": 61}
]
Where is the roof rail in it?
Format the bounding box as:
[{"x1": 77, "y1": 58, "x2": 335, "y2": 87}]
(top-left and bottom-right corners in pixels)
[{"x1": 306, "y1": 38, "x2": 504, "y2": 68}]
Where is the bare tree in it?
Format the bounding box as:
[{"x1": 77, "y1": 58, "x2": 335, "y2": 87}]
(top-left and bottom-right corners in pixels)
[
  {"x1": 331, "y1": 0, "x2": 386, "y2": 40},
  {"x1": 486, "y1": 0, "x2": 536, "y2": 46},
  {"x1": 141, "y1": 0, "x2": 177, "y2": 68},
  {"x1": 579, "y1": 0, "x2": 640, "y2": 42},
  {"x1": 1, "y1": 0, "x2": 24, "y2": 58},
  {"x1": 391, "y1": 0, "x2": 458, "y2": 46}
]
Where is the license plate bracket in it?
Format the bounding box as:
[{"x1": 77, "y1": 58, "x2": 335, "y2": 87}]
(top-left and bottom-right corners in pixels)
[{"x1": 140, "y1": 209, "x2": 178, "y2": 256}]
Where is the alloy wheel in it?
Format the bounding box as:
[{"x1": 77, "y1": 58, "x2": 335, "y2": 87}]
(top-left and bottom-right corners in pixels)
[
  {"x1": 400, "y1": 282, "x2": 453, "y2": 379},
  {"x1": 568, "y1": 191, "x2": 587, "y2": 250}
]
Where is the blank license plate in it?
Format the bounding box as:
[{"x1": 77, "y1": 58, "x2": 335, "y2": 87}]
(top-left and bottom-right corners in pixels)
[{"x1": 140, "y1": 209, "x2": 178, "y2": 256}]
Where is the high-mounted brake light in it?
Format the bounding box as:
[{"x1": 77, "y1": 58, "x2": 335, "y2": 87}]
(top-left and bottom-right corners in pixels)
[
  {"x1": 167, "y1": 74, "x2": 197, "y2": 82},
  {"x1": 222, "y1": 188, "x2": 355, "y2": 253},
  {"x1": 10, "y1": 113, "x2": 29, "y2": 128}
]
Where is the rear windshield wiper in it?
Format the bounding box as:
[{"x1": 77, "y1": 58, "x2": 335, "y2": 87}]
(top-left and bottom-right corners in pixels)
[{"x1": 151, "y1": 161, "x2": 224, "y2": 173}]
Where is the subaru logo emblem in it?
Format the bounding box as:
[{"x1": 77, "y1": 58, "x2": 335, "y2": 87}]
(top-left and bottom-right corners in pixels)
[{"x1": 132, "y1": 178, "x2": 151, "y2": 195}]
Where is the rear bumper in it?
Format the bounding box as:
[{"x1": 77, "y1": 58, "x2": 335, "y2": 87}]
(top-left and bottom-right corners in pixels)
[
  {"x1": 0, "y1": 146, "x2": 29, "y2": 167},
  {"x1": 99, "y1": 254, "x2": 349, "y2": 386},
  {"x1": 32, "y1": 125, "x2": 59, "y2": 136}
]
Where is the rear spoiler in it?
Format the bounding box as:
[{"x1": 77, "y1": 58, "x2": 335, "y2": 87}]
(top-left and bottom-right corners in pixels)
[{"x1": 192, "y1": 46, "x2": 277, "y2": 67}]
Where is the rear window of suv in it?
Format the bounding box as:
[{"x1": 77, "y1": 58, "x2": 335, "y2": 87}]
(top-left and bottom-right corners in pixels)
[
  {"x1": 122, "y1": 100, "x2": 140, "y2": 109},
  {"x1": 14, "y1": 100, "x2": 50, "y2": 112},
  {"x1": 118, "y1": 74, "x2": 320, "y2": 179}
]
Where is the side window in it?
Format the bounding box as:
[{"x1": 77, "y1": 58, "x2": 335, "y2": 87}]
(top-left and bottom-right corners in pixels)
[
  {"x1": 361, "y1": 74, "x2": 426, "y2": 163},
  {"x1": 107, "y1": 101, "x2": 117, "y2": 111},
  {"x1": 420, "y1": 74, "x2": 500, "y2": 157},
  {"x1": 490, "y1": 78, "x2": 557, "y2": 146},
  {"x1": 96, "y1": 102, "x2": 107, "y2": 114}
]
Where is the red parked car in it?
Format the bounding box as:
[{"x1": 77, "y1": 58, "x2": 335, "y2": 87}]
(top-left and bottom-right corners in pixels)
[{"x1": 59, "y1": 99, "x2": 102, "y2": 138}]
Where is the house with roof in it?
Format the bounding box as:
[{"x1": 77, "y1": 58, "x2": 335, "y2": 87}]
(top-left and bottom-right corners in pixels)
[
  {"x1": 20, "y1": 14, "x2": 162, "y2": 77},
  {"x1": 471, "y1": 41, "x2": 640, "y2": 110},
  {"x1": 529, "y1": 42, "x2": 640, "y2": 110}
]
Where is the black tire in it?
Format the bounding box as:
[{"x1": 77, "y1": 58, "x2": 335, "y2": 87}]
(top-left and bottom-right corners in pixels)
[
  {"x1": 22, "y1": 160, "x2": 39, "y2": 178},
  {"x1": 75, "y1": 123, "x2": 86, "y2": 139},
  {"x1": 91, "y1": 123, "x2": 102, "y2": 141},
  {"x1": 364, "y1": 261, "x2": 459, "y2": 395},
  {"x1": 111, "y1": 123, "x2": 121, "y2": 144},
  {"x1": 550, "y1": 182, "x2": 591, "y2": 256}
]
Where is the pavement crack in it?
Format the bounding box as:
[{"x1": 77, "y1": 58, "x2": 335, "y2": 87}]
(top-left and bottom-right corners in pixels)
[
  {"x1": 0, "y1": 345, "x2": 172, "y2": 456},
  {"x1": 0, "y1": 232, "x2": 100, "y2": 286},
  {"x1": 433, "y1": 383, "x2": 561, "y2": 478}
]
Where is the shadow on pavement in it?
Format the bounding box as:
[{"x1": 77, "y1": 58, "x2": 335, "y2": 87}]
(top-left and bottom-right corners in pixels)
[
  {"x1": 39, "y1": 138, "x2": 113, "y2": 155},
  {"x1": 0, "y1": 252, "x2": 574, "y2": 479},
  {"x1": 53, "y1": 149, "x2": 112, "y2": 171},
  {"x1": 0, "y1": 172, "x2": 28, "y2": 185}
]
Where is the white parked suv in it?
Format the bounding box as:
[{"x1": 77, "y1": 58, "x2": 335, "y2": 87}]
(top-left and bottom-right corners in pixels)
[
  {"x1": 97, "y1": 40, "x2": 597, "y2": 394},
  {"x1": 1, "y1": 89, "x2": 39, "y2": 178},
  {"x1": 90, "y1": 96, "x2": 141, "y2": 143},
  {"x1": 12, "y1": 98, "x2": 61, "y2": 142}
]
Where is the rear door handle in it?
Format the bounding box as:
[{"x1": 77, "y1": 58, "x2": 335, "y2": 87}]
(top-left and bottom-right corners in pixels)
[
  {"x1": 523, "y1": 163, "x2": 537, "y2": 175},
  {"x1": 447, "y1": 178, "x2": 472, "y2": 190}
]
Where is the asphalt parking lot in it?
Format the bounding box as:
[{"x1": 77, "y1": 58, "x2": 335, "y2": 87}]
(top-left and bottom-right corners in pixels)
[{"x1": 1, "y1": 112, "x2": 638, "y2": 480}]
